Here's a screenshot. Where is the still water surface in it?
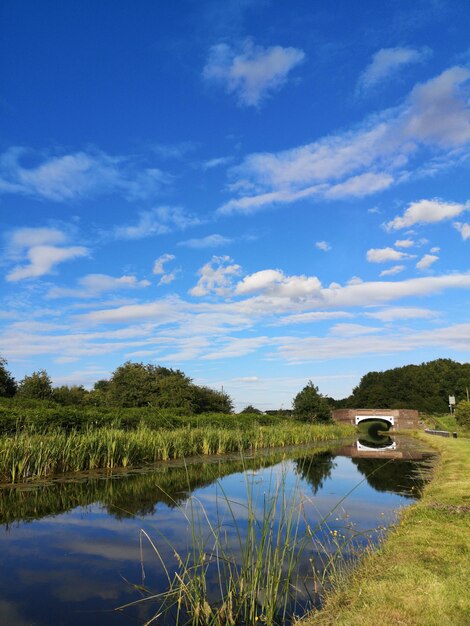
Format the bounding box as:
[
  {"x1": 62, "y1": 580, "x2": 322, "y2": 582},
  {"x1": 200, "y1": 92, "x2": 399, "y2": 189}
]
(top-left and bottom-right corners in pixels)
[{"x1": 0, "y1": 435, "x2": 434, "y2": 625}]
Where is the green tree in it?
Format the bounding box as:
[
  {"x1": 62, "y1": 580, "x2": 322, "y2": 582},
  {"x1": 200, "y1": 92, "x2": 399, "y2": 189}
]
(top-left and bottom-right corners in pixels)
[
  {"x1": 52, "y1": 385, "x2": 88, "y2": 405},
  {"x1": 0, "y1": 357, "x2": 17, "y2": 397},
  {"x1": 87, "y1": 361, "x2": 234, "y2": 413},
  {"x1": 192, "y1": 385, "x2": 233, "y2": 413},
  {"x1": 346, "y1": 359, "x2": 470, "y2": 413},
  {"x1": 106, "y1": 361, "x2": 198, "y2": 409},
  {"x1": 107, "y1": 362, "x2": 158, "y2": 407},
  {"x1": 455, "y1": 400, "x2": 470, "y2": 428},
  {"x1": 239, "y1": 405, "x2": 262, "y2": 414},
  {"x1": 292, "y1": 381, "x2": 331, "y2": 423},
  {"x1": 85, "y1": 379, "x2": 111, "y2": 406},
  {"x1": 18, "y1": 369, "x2": 53, "y2": 400}
]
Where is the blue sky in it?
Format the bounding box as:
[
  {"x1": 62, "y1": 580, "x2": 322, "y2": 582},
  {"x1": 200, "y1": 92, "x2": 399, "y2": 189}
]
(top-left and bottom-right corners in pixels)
[{"x1": 1, "y1": 0, "x2": 469, "y2": 410}]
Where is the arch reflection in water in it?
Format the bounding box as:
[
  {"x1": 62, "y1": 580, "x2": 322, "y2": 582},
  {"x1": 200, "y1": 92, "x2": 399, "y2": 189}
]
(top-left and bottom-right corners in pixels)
[{"x1": 357, "y1": 430, "x2": 397, "y2": 451}]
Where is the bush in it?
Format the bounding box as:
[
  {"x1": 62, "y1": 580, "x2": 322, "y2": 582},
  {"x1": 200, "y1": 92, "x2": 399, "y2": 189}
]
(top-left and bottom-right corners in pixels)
[{"x1": 455, "y1": 400, "x2": 470, "y2": 428}]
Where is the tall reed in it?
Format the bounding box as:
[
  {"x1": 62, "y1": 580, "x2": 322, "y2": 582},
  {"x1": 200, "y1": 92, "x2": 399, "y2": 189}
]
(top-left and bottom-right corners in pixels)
[{"x1": 0, "y1": 423, "x2": 354, "y2": 483}]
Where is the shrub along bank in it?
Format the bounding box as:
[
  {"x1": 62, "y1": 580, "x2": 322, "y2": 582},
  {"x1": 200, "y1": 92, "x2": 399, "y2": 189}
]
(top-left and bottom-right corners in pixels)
[
  {"x1": 302, "y1": 433, "x2": 470, "y2": 626},
  {"x1": 0, "y1": 400, "x2": 286, "y2": 434}
]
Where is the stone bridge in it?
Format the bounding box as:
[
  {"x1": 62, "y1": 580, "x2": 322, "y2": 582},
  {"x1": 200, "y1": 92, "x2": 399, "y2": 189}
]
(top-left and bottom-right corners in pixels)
[{"x1": 332, "y1": 408, "x2": 419, "y2": 431}]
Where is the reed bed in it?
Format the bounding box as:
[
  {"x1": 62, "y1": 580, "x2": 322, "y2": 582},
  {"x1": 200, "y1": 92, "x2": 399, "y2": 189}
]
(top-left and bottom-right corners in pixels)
[
  {"x1": 0, "y1": 423, "x2": 353, "y2": 483},
  {"x1": 0, "y1": 446, "x2": 336, "y2": 526}
]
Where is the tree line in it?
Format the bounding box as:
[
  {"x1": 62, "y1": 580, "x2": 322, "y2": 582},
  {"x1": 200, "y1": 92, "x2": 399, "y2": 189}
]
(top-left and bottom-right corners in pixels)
[
  {"x1": 0, "y1": 358, "x2": 233, "y2": 414},
  {"x1": 337, "y1": 358, "x2": 470, "y2": 414},
  {"x1": 1, "y1": 356, "x2": 469, "y2": 421}
]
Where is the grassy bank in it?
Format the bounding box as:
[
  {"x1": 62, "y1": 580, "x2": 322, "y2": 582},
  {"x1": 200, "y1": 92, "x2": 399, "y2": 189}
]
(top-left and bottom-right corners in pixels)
[
  {"x1": 423, "y1": 412, "x2": 470, "y2": 437},
  {"x1": 302, "y1": 433, "x2": 470, "y2": 626},
  {"x1": 0, "y1": 422, "x2": 354, "y2": 484}
]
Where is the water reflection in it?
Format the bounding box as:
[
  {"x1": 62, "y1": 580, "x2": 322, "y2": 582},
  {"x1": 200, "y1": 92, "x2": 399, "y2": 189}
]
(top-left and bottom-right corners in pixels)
[
  {"x1": 0, "y1": 445, "x2": 335, "y2": 528},
  {"x1": 0, "y1": 437, "x2": 434, "y2": 625},
  {"x1": 357, "y1": 431, "x2": 396, "y2": 451},
  {"x1": 293, "y1": 451, "x2": 336, "y2": 494}
]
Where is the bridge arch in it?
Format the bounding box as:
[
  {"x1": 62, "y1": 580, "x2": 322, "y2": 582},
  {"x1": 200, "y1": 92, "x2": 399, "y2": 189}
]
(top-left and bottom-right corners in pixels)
[
  {"x1": 355, "y1": 415, "x2": 394, "y2": 428},
  {"x1": 332, "y1": 408, "x2": 419, "y2": 430}
]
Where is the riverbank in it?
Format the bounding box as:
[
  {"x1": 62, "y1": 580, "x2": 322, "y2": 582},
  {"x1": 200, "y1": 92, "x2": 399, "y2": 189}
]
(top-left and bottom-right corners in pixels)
[
  {"x1": 0, "y1": 422, "x2": 354, "y2": 484},
  {"x1": 302, "y1": 432, "x2": 470, "y2": 626}
]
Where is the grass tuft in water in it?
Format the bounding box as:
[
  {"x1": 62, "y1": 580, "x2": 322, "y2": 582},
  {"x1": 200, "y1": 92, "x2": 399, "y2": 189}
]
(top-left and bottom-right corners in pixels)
[{"x1": 117, "y1": 459, "x2": 372, "y2": 626}]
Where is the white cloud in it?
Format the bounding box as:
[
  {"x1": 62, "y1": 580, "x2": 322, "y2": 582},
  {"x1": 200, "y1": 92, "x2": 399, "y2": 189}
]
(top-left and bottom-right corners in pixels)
[
  {"x1": 276, "y1": 323, "x2": 470, "y2": 363},
  {"x1": 8, "y1": 262, "x2": 470, "y2": 345},
  {"x1": 394, "y1": 238, "x2": 415, "y2": 248},
  {"x1": 275, "y1": 311, "x2": 353, "y2": 325},
  {"x1": 218, "y1": 66, "x2": 470, "y2": 214},
  {"x1": 385, "y1": 198, "x2": 468, "y2": 230},
  {"x1": 365, "y1": 307, "x2": 437, "y2": 321},
  {"x1": 153, "y1": 253, "x2": 176, "y2": 275},
  {"x1": 203, "y1": 39, "x2": 305, "y2": 107},
  {"x1": 236, "y1": 269, "x2": 284, "y2": 295},
  {"x1": 232, "y1": 270, "x2": 470, "y2": 312},
  {"x1": 6, "y1": 245, "x2": 89, "y2": 281},
  {"x1": 315, "y1": 241, "x2": 331, "y2": 252},
  {"x1": 235, "y1": 269, "x2": 322, "y2": 297},
  {"x1": 114, "y1": 207, "x2": 201, "y2": 240},
  {"x1": 201, "y1": 156, "x2": 233, "y2": 170},
  {"x1": 330, "y1": 323, "x2": 379, "y2": 337},
  {"x1": 158, "y1": 271, "x2": 180, "y2": 286},
  {"x1": 347, "y1": 276, "x2": 363, "y2": 286},
  {"x1": 47, "y1": 274, "x2": 151, "y2": 299},
  {"x1": 402, "y1": 66, "x2": 470, "y2": 146},
  {"x1": 379, "y1": 265, "x2": 405, "y2": 276},
  {"x1": 9, "y1": 227, "x2": 68, "y2": 249},
  {"x1": 323, "y1": 172, "x2": 393, "y2": 199},
  {"x1": 4, "y1": 261, "x2": 470, "y2": 374},
  {"x1": 152, "y1": 254, "x2": 179, "y2": 286},
  {"x1": 178, "y1": 234, "x2": 232, "y2": 249},
  {"x1": 430, "y1": 246, "x2": 440, "y2": 253},
  {"x1": 366, "y1": 247, "x2": 412, "y2": 263},
  {"x1": 190, "y1": 256, "x2": 242, "y2": 297},
  {"x1": 453, "y1": 221, "x2": 470, "y2": 240},
  {"x1": 77, "y1": 298, "x2": 184, "y2": 325},
  {"x1": 201, "y1": 336, "x2": 270, "y2": 360},
  {"x1": 0, "y1": 147, "x2": 170, "y2": 202},
  {"x1": 416, "y1": 254, "x2": 439, "y2": 271},
  {"x1": 357, "y1": 46, "x2": 431, "y2": 93}
]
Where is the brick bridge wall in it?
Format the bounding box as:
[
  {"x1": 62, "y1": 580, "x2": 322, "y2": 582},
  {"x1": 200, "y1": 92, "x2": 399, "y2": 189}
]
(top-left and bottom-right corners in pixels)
[{"x1": 332, "y1": 408, "x2": 419, "y2": 430}]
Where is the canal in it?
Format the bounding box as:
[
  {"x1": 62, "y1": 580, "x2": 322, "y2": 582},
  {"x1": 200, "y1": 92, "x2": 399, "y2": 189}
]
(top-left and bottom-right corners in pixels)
[{"x1": 0, "y1": 434, "x2": 434, "y2": 625}]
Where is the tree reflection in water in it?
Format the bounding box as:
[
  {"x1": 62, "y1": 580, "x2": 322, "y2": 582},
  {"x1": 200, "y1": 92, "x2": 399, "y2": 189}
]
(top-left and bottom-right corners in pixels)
[
  {"x1": 293, "y1": 452, "x2": 336, "y2": 495},
  {"x1": 0, "y1": 444, "x2": 337, "y2": 527}
]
